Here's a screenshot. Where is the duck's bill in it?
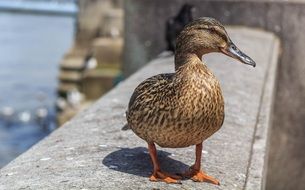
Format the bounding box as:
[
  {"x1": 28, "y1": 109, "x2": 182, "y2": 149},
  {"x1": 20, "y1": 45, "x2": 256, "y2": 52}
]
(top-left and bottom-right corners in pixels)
[{"x1": 220, "y1": 42, "x2": 256, "y2": 67}]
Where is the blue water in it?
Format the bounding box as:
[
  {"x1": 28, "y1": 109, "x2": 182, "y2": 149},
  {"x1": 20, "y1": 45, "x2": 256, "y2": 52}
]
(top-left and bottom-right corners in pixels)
[
  {"x1": 0, "y1": 12, "x2": 75, "y2": 167},
  {"x1": 0, "y1": 0, "x2": 78, "y2": 16}
]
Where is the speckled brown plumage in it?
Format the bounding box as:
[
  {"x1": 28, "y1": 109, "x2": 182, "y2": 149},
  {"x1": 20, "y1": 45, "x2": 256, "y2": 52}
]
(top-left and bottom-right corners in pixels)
[
  {"x1": 125, "y1": 17, "x2": 256, "y2": 184},
  {"x1": 126, "y1": 59, "x2": 224, "y2": 148}
]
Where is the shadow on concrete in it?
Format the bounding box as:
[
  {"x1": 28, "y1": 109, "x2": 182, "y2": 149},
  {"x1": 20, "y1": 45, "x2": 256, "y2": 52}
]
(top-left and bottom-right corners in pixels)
[{"x1": 102, "y1": 147, "x2": 189, "y2": 177}]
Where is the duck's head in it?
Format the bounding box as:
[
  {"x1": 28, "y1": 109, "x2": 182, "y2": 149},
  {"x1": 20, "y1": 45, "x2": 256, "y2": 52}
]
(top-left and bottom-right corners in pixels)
[{"x1": 175, "y1": 17, "x2": 256, "y2": 68}]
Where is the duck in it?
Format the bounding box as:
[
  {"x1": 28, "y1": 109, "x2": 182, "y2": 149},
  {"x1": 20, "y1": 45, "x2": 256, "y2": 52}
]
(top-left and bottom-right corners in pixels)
[
  {"x1": 165, "y1": 4, "x2": 195, "y2": 52},
  {"x1": 125, "y1": 17, "x2": 256, "y2": 185}
]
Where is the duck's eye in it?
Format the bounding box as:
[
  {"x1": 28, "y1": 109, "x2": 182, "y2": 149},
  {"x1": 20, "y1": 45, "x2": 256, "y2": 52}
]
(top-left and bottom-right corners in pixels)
[
  {"x1": 210, "y1": 27, "x2": 215, "y2": 32},
  {"x1": 231, "y1": 45, "x2": 237, "y2": 50}
]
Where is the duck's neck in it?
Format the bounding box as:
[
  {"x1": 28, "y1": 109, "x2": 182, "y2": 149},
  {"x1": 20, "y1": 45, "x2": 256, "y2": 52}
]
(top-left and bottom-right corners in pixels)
[{"x1": 174, "y1": 52, "x2": 204, "y2": 70}]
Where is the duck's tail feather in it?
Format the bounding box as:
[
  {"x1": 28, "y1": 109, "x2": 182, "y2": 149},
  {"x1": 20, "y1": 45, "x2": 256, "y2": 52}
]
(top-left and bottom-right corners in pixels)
[{"x1": 121, "y1": 123, "x2": 131, "y2": 131}]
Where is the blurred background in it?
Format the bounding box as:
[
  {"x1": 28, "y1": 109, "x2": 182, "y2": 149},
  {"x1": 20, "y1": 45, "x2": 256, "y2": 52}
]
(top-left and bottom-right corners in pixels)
[
  {"x1": 0, "y1": 0, "x2": 304, "y2": 190},
  {"x1": 0, "y1": 0, "x2": 76, "y2": 167},
  {"x1": 0, "y1": 0, "x2": 123, "y2": 168}
]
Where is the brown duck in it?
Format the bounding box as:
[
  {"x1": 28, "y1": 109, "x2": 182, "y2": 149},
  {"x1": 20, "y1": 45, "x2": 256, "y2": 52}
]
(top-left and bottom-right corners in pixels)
[{"x1": 125, "y1": 17, "x2": 256, "y2": 185}]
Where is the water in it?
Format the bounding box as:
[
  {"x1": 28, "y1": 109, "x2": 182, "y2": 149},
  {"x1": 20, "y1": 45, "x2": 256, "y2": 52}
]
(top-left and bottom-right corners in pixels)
[
  {"x1": 0, "y1": 12, "x2": 75, "y2": 167},
  {"x1": 0, "y1": 0, "x2": 78, "y2": 16}
]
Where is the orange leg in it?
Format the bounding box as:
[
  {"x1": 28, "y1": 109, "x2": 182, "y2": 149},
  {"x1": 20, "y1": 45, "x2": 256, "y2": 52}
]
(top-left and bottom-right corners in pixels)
[
  {"x1": 148, "y1": 143, "x2": 181, "y2": 184},
  {"x1": 182, "y1": 143, "x2": 220, "y2": 185}
]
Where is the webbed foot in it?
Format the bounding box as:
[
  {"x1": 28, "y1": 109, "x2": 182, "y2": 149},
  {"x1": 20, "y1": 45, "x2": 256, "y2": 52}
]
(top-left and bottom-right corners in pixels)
[
  {"x1": 149, "y1": 170, "x2": 182, "y2": 184},
  {"x1": 180, "y1": 166, "x2": 220, "y2": 185}
]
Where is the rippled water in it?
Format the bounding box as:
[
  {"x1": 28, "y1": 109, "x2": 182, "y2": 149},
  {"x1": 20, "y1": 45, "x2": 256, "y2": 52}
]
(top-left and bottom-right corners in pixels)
[{"x1": 0, "y1": 12, "x2": 75, "y2": 167}]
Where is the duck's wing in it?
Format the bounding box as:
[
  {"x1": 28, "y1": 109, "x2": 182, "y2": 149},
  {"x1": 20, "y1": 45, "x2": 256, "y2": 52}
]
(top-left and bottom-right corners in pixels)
[
  {"x1": 122, "y1": 73, "x2": 175, "y2": 130},
  {"x1": 127, "y1": 73, "x2": 174, "y2": 110}
]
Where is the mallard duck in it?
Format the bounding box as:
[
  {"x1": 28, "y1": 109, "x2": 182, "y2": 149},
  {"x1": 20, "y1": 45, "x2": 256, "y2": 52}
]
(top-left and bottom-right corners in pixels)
[{"x1": 125, "y1": 17, "x2": 255, "y2": 185}]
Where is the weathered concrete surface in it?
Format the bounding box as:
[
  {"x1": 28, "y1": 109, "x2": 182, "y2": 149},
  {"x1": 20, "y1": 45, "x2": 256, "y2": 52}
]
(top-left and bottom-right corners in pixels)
[
  {"x1": 0, "y1": 28, "x2": 279, "y2": 190},
  {"x1": 124, "y1": 1, "x2": 305, "y2": 189}
]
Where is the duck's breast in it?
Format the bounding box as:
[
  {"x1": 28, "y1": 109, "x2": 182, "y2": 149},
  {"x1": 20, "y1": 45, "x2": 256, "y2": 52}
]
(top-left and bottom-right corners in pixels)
[{"x1": 156, "y1": 66, "x2": 225, "y2": 147}]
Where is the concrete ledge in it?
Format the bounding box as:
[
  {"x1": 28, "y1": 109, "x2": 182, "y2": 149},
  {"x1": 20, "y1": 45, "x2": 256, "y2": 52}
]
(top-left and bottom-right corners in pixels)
[{"x1": 0, "y1": 28, "x2": 279, "y2": 190}]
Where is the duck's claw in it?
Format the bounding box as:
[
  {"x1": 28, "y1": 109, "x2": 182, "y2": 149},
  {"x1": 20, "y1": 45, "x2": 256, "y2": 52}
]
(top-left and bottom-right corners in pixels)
[
  {"x1": 190, "y1": 170, "x2": 220, "y2": 185},
  {"x1": 179, "y1": 167, "x2": 220, "y2": 185},
  {"x1": 149, "y1": 170, "x2": 182, "y2": 184}
]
